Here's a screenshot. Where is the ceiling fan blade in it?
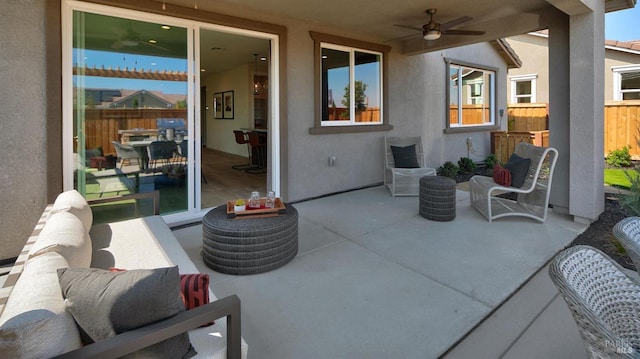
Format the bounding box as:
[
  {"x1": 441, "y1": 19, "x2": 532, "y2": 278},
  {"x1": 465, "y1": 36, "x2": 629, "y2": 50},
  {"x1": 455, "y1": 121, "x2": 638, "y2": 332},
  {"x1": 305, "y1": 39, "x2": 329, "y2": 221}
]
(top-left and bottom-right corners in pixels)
[
  {"x1": 393, "y1": 24, "x2": 423, "y2": 32},
  {"x1": 141, "y1": 42, "x2": 169, "y2": 51},
  {"x1": 440, "y1": 16, "x2": 472, "y2": 31},
  {"x1": 441, "y1": 29, "x2": 486, "y2": 36},
  {"x1": 384, "y1": 33, "x2": 421, "y2": 43}
]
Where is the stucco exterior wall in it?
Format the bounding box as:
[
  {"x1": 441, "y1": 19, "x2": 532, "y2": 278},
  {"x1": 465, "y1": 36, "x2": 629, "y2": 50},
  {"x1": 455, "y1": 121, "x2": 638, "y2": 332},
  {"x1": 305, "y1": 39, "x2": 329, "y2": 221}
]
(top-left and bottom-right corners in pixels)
[
  {"x1": 0, "y1": 0, "x2": 512, "y2": 259},
  {"x1": 283, "y1": 26, "x2": 509, "y2": 202},
  {"x1": 505, "y1": 35, "x2": 550, "y2": 103},
  {"x1": 507, "y1": 33, "x2": 640, "y2": 103},
  {"x1": 0, "y1": 2, "x2": 51, "y2": 260}
]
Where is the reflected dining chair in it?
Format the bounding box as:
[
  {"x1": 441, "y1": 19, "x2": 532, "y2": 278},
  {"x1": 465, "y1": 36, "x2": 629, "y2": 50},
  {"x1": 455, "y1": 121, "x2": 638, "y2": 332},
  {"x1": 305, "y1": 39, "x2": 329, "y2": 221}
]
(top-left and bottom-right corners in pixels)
[
  {"x1": 112, "y1": 141, "x2": 142, "y2": 170},
  {"x1": 147, "y1": 141, "x2": 177, "y2": 174}
]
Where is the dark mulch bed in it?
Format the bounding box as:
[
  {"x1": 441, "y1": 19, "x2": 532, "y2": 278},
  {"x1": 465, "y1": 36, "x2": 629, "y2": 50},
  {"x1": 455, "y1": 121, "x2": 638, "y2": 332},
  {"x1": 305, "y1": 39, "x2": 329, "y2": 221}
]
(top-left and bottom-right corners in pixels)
[
  {"x1": 567, "y1": 193, "x2": 635, "y2": 270},
  {"x1": 454, "y1": 171, "x2": 635, "y2": 270}
]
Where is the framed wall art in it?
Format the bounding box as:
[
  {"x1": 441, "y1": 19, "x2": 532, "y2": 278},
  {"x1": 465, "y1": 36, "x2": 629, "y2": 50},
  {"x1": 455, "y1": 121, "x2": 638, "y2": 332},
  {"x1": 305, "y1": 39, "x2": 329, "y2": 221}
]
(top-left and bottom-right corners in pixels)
[
  {"x1": 213, "y1": 92, "x2": 223, "y2": 119},
  {"x1": 223, "y1": 90, "x2": 234, "y2": 119}
]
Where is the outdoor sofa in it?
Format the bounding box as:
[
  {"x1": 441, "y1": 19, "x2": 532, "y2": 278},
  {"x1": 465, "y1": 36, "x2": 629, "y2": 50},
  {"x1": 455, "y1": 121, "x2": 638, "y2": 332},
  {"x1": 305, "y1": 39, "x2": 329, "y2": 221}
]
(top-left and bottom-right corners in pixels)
[{"x1": 0, "y1": 190, "x2": 246, "y2": 358}]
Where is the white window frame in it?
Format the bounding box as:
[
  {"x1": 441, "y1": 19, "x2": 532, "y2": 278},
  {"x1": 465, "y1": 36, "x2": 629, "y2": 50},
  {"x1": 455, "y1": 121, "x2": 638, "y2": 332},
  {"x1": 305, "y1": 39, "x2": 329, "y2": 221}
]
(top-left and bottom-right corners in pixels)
[
  {"x1": 320, "y1": 43, "x2": 383, "y2": 127},
  {"x1": 445, "y1": 58, "x2": 497, "y2": 130},
  {"x1": 612, "y1": 64, "x2": 640, "y2": 101},
  {"x1": 510, "y1": 74, "x2": 537, "y2": 104}
]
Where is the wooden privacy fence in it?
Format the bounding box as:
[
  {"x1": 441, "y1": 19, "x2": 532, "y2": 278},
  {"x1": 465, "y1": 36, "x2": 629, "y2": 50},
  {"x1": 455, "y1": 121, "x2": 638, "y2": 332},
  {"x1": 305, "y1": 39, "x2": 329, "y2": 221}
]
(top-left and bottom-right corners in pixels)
[
  {"x1": 82, "y1": 108, "x2": 188, "y2": 154},
  {"x1": 507, "y1": 103, "x2": 548, "y2": 131},
  {"x1": 450, "y1": 105, "x2": 491, "y2": 125},
  {"x1": 604, "y1": 101, "x2": 640, "y2": 159},
  {"x1": 505, "y1": 102, "x2": 640, "y2": 159},
  {"x1": 326, "y1": 107, "x2": 380, "y2": 122},
  {"x1": 491, "y1": 131, "x2": 550, "y2": 164}
]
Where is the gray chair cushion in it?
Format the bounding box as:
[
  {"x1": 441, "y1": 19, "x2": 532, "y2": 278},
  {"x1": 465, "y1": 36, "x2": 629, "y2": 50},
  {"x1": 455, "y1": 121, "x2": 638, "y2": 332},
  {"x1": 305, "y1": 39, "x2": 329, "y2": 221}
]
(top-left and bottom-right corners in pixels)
[
  {"x1": 505, "y1": 153, "x2": 531, "y2": 188},
  {"x1": 391, "y1": 144, "x2": 419, "y2": 168}
]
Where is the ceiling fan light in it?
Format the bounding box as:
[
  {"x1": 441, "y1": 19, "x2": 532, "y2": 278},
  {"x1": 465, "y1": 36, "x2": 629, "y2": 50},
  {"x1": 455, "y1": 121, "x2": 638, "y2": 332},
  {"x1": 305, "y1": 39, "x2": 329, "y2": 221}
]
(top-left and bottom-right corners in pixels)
[{"x1": 423, "y1": 30, "x2": 440, "y2": 41}]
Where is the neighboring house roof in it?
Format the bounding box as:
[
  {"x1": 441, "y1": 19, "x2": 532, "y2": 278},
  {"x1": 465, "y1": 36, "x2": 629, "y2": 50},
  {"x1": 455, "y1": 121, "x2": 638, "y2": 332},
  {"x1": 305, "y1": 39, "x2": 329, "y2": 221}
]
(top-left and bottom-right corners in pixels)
[
  {"x1": 605, "y1": 39, "x2": 640, "y2": 54},
  {"x1": 491, "y1": 39, "x2": 523, "y2": 69},
  {"x1": 108, "y1": 89, "x2": 179, "y2": 109},
  {"x1": 78, "y1": 88, "x2": 185, "y2": 108},
  {"x1": 528, "y1": 30, "x2": 640, "y2": 55}
]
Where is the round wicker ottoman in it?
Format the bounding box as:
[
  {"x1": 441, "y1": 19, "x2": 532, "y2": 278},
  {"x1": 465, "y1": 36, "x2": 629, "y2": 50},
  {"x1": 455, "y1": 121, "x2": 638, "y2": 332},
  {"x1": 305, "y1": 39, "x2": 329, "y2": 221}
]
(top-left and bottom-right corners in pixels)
[
  {"x1": 419, "y1": 176, "x2": 456, "y2": 221},
  {"x1": 202, "y1": 204, "x2": 298, "y2": 275}
]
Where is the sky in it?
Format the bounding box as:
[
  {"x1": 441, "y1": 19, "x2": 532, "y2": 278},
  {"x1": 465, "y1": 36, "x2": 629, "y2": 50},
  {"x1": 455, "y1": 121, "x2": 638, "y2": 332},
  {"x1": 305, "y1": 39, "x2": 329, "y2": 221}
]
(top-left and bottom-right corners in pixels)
[{"x1": 605, "y1": 5, "x2": 640, "y2": 41}]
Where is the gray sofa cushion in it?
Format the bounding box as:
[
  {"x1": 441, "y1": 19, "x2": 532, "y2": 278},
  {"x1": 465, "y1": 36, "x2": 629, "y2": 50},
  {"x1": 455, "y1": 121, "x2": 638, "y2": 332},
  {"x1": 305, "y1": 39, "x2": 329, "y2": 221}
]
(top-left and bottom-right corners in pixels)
[{"x1": 57, "y1": 266, "x2": 195, "y2": 359}]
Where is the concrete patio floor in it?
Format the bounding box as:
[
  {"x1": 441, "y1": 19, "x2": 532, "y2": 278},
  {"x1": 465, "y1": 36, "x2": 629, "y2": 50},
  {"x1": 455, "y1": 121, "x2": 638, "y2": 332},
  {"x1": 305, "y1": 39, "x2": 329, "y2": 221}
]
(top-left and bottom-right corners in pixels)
[{"x1": 174, "y1": 186, "x2": 592, "y2": 358}]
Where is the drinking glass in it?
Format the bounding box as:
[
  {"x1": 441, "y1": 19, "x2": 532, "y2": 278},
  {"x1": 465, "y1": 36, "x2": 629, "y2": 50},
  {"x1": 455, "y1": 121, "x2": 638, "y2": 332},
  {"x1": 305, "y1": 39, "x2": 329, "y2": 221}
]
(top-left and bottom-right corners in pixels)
[
  {"x1": 266, "y1": 191, "x2": 276, "y2": 208},
  {"x1": 249, "y1": 191, "x2": 260, "y2": 208}
]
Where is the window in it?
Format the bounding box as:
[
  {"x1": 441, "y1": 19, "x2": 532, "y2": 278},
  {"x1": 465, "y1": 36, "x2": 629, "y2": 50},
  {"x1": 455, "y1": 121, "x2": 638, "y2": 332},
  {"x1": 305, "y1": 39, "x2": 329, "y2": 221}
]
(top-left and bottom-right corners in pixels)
[
  {"x1": 445, "y1": 59, "x2": 497, "y2": 131},
  {"x1": 613, "y1": 65, "x2": 640, "y2": 101},
  {"x1": 510, "y1": 74, "x2": 537, "y2": 104},
  {"x1": 310, "y1": 32, "x2": 392, "y2": 134}
]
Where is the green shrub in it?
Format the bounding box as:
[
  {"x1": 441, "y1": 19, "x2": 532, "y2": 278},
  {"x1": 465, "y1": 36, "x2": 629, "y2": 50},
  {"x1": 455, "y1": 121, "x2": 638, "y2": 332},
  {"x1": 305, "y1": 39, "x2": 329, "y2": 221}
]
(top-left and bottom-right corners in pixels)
[
  {"x1": 437, "y1": 161, "x2": 459, "y2": 179},
  {"x1": 606, "y1": 146, "x2": 632, "y2": 167},
  {"x1": 484, "y1": 154, "x2": 499, "y2": 169},
  {"x1": 622, "y1": 167, "x2": 640, "y2": 216},
  {"x1": 457, "y1": 157, "x2": 476, "y2": 174}
]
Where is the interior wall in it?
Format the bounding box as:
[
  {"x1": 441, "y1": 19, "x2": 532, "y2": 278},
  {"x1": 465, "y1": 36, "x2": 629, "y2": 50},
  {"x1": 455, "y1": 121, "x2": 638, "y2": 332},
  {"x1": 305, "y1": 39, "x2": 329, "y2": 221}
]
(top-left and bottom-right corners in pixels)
[{"x1": 203, "y1": 63, "x2": 251, "y2": 156}]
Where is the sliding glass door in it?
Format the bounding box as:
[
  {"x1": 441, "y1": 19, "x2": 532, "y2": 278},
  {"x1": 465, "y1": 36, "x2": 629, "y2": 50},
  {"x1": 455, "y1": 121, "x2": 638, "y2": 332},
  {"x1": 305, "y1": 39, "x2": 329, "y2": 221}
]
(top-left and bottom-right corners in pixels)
[
  {"x1": 63, "y1": 2, "x2": 280, "y2": 224},
  {"x1": 66, "y1": 5, "x2": 193, "y2": 222}
]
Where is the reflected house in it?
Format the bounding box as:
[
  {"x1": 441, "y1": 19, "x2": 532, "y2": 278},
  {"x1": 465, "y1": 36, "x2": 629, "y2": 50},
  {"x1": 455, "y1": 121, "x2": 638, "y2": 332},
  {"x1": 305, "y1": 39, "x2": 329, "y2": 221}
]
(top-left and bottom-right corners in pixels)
[{"x1": 79, "y1": 88, "x2": 188, "y2": 156}]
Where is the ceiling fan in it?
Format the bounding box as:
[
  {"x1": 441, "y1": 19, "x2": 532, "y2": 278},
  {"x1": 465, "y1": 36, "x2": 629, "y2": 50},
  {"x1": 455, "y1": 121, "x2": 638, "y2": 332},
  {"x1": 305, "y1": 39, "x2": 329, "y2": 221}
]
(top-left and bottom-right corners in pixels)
[{"x1": 394, "y1": 8, "x2": 485, "y2": 41}]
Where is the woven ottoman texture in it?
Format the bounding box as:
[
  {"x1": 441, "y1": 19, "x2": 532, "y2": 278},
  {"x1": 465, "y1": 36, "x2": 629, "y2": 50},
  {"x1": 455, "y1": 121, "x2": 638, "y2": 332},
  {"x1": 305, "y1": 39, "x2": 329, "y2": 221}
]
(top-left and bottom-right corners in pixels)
[
  {"x1": 419, "y1": 176, "x2": 456, "y2": 221},
  {"x1": 202, "y1": 204, "x2": 298, "y2": 275}
]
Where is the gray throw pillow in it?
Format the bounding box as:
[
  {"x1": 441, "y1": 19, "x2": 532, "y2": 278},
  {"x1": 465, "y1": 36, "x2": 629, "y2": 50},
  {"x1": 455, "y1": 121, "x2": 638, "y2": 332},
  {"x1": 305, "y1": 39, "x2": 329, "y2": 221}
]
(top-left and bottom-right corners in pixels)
[
  {"x1": 505, "y1": 153, "x2": 531, "y2": 188},
  {"x1": 57, "y1": 266, "x2": 196, "y2": 359},
  {"x1": 391, "y1": 145, "x2": 420, "y2": 168}
]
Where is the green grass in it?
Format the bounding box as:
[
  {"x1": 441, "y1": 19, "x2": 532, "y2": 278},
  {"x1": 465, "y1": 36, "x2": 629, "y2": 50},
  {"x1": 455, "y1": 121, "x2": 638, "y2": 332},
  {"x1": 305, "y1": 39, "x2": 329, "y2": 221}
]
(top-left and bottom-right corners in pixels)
[{"x1": 604, "y1": 168, "x2": 637, "y2": 189}]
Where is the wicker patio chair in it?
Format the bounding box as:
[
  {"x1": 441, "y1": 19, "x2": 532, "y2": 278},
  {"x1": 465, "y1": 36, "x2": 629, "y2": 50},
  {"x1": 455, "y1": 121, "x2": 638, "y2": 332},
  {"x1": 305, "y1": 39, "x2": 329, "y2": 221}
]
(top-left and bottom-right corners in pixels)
[
  {"x1": 613, "y1": 217, "x2": 640, "y2": 271},
  {"x1": 549, "y1": 245, "x2": 640, "y2": 358},
  {"x1": 112, "y1": 141, "x2": 141, "y2": 169},
  {"x1": 384, "y1": 136, "x2": 436, "y2": 196},
  {"x1": 469, "y1": 142, "x2": 558, "y2": 222}
]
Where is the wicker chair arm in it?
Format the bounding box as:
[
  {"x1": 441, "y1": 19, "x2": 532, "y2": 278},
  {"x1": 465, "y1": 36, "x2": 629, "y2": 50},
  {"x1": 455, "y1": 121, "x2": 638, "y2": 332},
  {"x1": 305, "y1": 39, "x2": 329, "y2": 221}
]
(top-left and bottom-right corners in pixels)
[
  {"x1": 550, "y1": 246, "x2": 640, "y2": 358},
  {"x1": 613, "y1": 217, "x2": 640, "y2": 272}
]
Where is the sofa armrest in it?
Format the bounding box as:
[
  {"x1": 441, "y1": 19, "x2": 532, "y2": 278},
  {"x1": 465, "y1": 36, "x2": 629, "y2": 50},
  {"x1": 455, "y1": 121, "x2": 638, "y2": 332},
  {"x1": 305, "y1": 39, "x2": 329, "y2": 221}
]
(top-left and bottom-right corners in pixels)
[
  {"x1": 87, "y1": 191, "x2": 160, "y2": 215},
  {"x1": 53, "y1": 295, "x2": 241, "y2": 359}
]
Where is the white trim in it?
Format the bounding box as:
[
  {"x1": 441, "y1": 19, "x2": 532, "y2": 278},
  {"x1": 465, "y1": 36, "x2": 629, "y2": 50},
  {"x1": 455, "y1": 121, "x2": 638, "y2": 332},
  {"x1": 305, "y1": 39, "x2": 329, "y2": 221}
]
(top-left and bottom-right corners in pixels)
[
  {"x1": 62, "y1": 1, "x2": 282, "y2": 223},
  {"x1": 509, "y1": 74, "x2": 538, "y2": 103},
  {"x1": 449, "y1": 63, "x2": 496, "y2": 127},
  {"x1": 612, "y1": 64, "x2": 640, "y2": 101},
  {"x1": 320, "y1": 42, "x2": 383, "y2": 127},
  {"x1": 606, "y1": 45, "x2": 640, "y2": 56}
]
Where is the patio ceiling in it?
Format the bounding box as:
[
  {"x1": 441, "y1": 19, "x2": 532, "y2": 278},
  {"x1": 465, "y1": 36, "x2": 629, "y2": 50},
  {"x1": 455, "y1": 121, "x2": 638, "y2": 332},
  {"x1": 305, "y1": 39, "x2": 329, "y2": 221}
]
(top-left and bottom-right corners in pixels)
[{"x1": 153, "y1": 0, "x2": 635, "y2": 54}]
